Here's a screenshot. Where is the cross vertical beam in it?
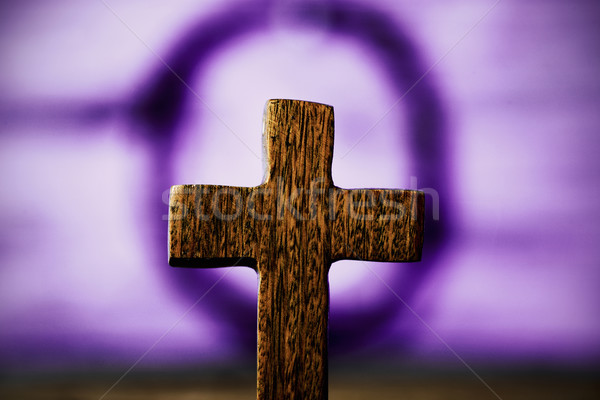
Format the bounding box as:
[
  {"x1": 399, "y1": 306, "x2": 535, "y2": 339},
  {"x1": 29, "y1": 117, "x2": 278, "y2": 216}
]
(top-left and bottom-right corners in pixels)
[{"x1": 168, "y1": 99, "x2": 424, "y2": 400}]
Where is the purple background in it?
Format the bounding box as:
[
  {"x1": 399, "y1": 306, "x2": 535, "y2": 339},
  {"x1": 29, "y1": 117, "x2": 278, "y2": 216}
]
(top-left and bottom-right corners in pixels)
[{"x1": 0, "y1": 0, "x2": 599, "y2": 376}]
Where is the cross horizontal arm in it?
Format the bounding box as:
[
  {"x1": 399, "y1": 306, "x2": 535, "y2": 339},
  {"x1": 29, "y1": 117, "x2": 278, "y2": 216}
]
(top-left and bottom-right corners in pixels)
[
  {"x1": 168, "y1": 184, "x2": 261, "y2": 268},
  {"x1": 330, "y1": 188, "x2": 424, "y2": 262}
]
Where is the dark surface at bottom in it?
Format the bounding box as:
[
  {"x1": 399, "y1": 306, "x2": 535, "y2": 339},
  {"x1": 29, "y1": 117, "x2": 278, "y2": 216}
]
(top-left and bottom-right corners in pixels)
[{"x1": 1, "y1": 369, "x2": 598, "y2": 400}]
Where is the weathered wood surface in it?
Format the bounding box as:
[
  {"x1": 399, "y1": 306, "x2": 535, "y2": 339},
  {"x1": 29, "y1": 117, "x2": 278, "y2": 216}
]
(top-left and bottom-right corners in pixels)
[{"x1": 168, "y1": 99, "x2": 424, "y2": 400}]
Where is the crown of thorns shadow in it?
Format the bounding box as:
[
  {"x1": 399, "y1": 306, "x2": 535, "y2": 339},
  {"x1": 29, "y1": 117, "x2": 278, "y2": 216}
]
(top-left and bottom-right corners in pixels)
[{"x1": 135, "y1": 0, "x2": 450, "y2": 355}]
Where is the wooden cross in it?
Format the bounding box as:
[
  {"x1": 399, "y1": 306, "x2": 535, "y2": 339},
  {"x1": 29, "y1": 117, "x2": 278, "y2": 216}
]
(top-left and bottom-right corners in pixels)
[{"x1": 168, "y1": 99, "x2": 424, "y2": 400}]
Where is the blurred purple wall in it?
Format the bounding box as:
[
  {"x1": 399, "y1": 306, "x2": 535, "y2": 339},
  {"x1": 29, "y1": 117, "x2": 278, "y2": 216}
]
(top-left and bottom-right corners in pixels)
[{"x1": 0, "y1": 0, "x2": 599, "y2": 375}]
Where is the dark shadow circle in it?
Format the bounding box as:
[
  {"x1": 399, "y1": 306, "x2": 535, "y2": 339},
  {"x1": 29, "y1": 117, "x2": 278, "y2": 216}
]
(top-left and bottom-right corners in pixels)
[{"x1": 135, "y1": 0, "x2": 451, "y2": 355}]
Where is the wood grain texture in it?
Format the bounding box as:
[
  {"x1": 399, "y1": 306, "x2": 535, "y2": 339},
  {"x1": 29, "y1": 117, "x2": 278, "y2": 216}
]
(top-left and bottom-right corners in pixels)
[{"x1": 168, "y1": 99, "x2": 424, "y2": 400}]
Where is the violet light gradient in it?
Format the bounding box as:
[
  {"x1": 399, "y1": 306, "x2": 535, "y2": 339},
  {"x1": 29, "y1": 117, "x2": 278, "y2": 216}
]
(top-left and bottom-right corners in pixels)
[{"x1": 0, "y1": 0, "x2": 599, "y2": 375}]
